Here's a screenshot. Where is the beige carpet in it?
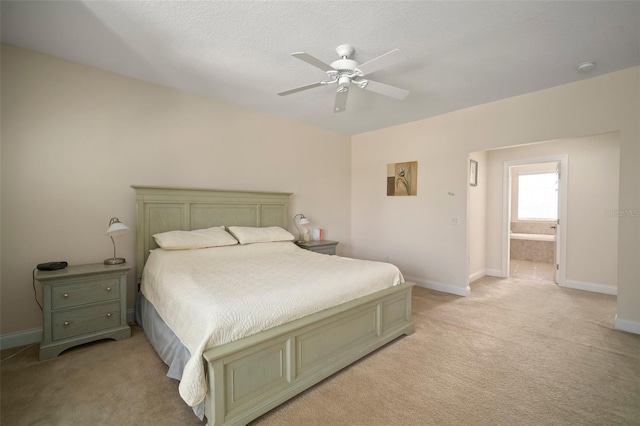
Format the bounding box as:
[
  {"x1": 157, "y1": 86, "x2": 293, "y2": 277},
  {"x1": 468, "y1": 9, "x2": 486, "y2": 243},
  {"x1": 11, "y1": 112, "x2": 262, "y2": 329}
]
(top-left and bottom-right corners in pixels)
[{"x1": 2, "y1": 276, "x2": 640, "y2": 425}]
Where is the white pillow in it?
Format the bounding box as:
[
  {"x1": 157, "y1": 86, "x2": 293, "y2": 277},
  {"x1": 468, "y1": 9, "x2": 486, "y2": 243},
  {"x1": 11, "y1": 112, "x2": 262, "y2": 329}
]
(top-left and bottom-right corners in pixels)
[
  {"x1": 227, "y1": 226, "x2": 294, "y2": 245},
  {"x1": 153, "y1": 226, "x2": 238, "y2": 250}
]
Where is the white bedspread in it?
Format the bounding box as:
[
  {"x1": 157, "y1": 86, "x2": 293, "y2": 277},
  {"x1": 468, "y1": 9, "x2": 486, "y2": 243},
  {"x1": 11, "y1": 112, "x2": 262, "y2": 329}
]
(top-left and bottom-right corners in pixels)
[{"x1": 140, "y1": 241, "x2": 403, "y2": 407}]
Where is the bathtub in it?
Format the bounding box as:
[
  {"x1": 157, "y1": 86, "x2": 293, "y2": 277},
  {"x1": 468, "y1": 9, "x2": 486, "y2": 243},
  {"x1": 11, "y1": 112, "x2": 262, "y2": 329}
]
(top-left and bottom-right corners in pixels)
[
  {"x1": 510, "y1": 232, "x2": 555, "y2": 263},
  {"x1": 510, "y1": 233, "x2": 555, "y2": 242}
]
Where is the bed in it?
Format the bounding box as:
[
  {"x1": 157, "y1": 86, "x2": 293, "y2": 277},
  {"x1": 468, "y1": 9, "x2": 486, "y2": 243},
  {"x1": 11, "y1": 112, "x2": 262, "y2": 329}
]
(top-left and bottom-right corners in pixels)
[{"x1": 133, "y1": 186, "x2": 415, "y2": 426}]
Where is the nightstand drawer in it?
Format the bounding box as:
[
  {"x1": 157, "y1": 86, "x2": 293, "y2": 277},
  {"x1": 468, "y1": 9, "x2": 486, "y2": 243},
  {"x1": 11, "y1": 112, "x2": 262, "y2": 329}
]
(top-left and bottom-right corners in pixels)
[
  {"x1": 52, "y1": 301, "x2": 121, "y2": 341},
  {"x1": 295, "y1": 240, "x2": 339, "y2": 255},
  {"x1": 313, "y1": 246, "x2": 337, "y2": 255},
  {"x1": 51, "y1": 278, "x2": 120, "y2": 310}
]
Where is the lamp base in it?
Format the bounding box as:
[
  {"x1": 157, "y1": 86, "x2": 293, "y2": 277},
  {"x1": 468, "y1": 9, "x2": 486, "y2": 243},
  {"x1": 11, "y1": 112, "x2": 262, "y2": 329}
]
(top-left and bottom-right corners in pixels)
[{"x1": 104, "y1": 257, "x2": 126, "y2": 265}]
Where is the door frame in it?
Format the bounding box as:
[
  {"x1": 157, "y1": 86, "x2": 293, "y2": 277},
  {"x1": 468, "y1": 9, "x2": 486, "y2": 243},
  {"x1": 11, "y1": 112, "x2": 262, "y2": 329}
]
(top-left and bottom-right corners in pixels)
[{"x1": 502, "y1": 155, "x2": 568, "y2": 285}]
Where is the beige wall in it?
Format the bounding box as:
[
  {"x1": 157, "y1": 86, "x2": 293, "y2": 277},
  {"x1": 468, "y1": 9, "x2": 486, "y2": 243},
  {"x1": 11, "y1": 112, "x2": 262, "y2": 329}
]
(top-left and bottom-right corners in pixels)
[
  {"x1": 2, "y1": 44, "x2": 639, "y2": 339},
  {"x1": 485, "y1": 134, "x2": 620, "y2": 289},
  {"x1": 352, "y1": 67, "x2": 639, "y2": 329},
  {"x1": 0, "y1": 45, "x2": 351, "y2": 335},
  {"x1": 469, "y1": 150, "x2": 488, "y2": 282}
]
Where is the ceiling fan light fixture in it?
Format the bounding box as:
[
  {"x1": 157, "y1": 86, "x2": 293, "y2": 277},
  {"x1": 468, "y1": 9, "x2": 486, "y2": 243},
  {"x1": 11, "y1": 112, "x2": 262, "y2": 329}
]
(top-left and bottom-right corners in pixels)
[{"x1": 338, "y1": 75, "x2": 351, "y2": 87}]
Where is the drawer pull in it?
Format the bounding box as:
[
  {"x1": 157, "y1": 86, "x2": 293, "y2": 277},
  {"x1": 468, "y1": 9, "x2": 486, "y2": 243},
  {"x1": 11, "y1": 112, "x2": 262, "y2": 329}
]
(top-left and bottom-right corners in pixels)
[
  {"x1": 106, "y1": 287, "x2": 112, "y2": 292},
  {"x1": 106, "y1": 313, "x2": 112, "y2": 318},
  {"x1": 63, "y1": 321, "x2": 70, "y2": 327},
  {"x1": 63, "y1": 293, "x2": 69, "y2": 298}
]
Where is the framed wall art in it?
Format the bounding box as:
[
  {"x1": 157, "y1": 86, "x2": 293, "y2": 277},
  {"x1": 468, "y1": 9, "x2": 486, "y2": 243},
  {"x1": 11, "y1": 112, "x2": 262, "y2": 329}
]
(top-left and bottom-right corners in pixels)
[
  {"x1": 470, "y1": 159, "x2": 478, "y2": 187},
  {"x1": 387, "y1": 161, "x2": 417, "y2": 196}
]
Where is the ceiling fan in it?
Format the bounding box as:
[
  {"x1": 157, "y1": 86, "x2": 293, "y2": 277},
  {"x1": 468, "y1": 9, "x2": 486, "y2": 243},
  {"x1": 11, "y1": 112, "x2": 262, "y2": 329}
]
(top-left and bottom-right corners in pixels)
[{"x1": 278, "y1": 44, "x2": 409, "y2": 113}]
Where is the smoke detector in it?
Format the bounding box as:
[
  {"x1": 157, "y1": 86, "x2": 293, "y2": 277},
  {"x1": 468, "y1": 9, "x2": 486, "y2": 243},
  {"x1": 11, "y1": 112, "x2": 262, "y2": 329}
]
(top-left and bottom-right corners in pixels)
[{"x1": 577, "y1": 61, "x2": 596, "y2": 73}]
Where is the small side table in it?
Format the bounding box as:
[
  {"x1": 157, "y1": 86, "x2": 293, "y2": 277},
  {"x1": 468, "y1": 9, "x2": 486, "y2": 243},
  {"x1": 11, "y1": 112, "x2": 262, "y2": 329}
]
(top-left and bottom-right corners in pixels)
[
  {"x1": 295, "y1": 240, "x2": 339, "y2": 255},
  {"x1": 36, "y1": 263, "x2": 131, "y2": 361}
]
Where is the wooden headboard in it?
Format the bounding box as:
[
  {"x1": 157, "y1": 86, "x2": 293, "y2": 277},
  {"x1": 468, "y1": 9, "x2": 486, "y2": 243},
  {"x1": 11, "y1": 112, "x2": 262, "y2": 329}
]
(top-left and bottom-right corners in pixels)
[{"x1": 131, "y1": 186, "x2": 292, "y2": 280}]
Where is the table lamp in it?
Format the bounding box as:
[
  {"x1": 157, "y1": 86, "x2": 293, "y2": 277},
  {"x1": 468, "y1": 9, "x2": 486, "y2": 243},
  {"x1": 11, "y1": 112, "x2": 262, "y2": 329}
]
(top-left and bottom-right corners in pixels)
[
  {"x1": 293, "y1": 213, "x2": 310, "y2": 243},
  {"x1": 104, "y1": 217, "x2": 130, "y2": 265}
]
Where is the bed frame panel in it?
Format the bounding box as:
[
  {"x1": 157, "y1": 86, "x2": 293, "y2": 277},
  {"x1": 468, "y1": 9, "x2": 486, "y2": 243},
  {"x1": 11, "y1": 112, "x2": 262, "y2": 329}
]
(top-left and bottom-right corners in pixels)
[{"x1": 132, "y1": 185, "x2": 415, "y2": 426}]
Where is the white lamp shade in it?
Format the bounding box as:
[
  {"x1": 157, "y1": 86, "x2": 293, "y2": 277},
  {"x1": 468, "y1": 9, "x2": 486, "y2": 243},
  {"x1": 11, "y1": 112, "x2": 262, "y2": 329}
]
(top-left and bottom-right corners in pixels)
[
  {"x1": 298, "y1": 217, "x2": 310, "y2": 225},
  {"x1": 105, "y1": 220, "x2": 130, "y2": 236}
]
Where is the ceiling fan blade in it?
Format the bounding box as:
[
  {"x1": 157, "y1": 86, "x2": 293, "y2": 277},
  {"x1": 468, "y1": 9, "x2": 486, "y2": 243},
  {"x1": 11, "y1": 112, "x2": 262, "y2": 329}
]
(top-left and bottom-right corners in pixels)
[
  {"x1": 362, "y1": 80, "x2": 409, "y2": 100},
  {"x1": 278, "y1": 82, "x2": 324, "y2": 96},
  {"x1": 334, "y1": 87, "x2": 349, "y2": 113},
  {"x1": 292, "y1": 52, "x2": 334, "y2": 72},
  {"x1": 356, "y1": 49, "x2": 408, "y2": 76}
]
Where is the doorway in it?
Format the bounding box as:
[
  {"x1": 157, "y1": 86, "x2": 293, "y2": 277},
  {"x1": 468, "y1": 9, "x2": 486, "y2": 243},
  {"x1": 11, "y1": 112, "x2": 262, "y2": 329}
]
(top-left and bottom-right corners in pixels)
[
  {"x1": 467, "y1": 133, "x2": 620, "y2": 296},
  {"x1": 503, "y1": 156, "x2": 567, "y2": 285}
]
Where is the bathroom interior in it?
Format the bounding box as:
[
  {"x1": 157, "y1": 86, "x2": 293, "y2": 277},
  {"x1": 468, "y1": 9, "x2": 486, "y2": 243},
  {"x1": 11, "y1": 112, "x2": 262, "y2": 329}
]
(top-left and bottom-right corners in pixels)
[{"x1": 509, "y1": 162, "x2": 558, "y2": 283}]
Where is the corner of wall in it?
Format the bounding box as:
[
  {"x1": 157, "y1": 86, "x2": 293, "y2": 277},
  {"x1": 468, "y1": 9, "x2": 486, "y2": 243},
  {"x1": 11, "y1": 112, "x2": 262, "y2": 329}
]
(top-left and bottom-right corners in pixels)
[{"x1": 614, "y1": 316, "x2": 640, "y2": 336}]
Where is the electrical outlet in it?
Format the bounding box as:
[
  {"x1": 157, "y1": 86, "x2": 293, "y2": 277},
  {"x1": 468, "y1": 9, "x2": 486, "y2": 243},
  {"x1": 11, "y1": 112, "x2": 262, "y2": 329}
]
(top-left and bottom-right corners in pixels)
[{"x1": 451, "y1": 216, "x2": 460, "y2": 225}]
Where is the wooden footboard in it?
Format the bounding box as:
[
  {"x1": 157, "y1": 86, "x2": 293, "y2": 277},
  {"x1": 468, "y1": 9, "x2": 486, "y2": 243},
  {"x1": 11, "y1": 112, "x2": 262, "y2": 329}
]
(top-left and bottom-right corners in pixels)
[{"x1": 202, "y1": 281, "x2": 415, "y2": 426}]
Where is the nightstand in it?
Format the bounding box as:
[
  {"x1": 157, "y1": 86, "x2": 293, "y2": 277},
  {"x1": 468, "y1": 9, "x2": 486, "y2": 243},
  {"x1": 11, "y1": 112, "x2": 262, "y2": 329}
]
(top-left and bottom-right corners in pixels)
[
  {"x1": 36, "y1": 263, "x2": 131, "y2": 361},
  {"x1": 295, "y1": 240, "x2": 339, "y2": 255}
]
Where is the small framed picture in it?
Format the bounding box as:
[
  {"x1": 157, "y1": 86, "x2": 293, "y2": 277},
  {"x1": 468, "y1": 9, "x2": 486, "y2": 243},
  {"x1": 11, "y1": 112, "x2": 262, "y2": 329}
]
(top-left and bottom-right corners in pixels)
[
  {"x1": 470, "y1": 160, "x2": 478, "y2": 187},
  {"x1": 387, "y1": 161, "x2": 418, "y2": 196}
]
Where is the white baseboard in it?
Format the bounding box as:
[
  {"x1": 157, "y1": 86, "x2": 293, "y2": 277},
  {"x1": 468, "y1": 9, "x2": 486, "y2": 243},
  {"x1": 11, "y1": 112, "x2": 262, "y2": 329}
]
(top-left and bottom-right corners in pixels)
[
  {"x1": 405, "y1": 276, "x2": 470, "y2": 297},
  {"x1": 469, "y1": 270, "x2": 486, "y2": 283},
  {"x1": 0, "y1": 327, "x2": 41, "y2": 350},
  {"x1": 485, "y1": 268, "x2": 504, "y2": 278},
  {"x1": 562, "y1": 279, "x2": 617, "y2": 295},
  {"x1": 1, "y1": 309, "x2": 137, "y2": 351},
  {"x1": 614, "y1": 316, "x2": 640, "y2": 335}
]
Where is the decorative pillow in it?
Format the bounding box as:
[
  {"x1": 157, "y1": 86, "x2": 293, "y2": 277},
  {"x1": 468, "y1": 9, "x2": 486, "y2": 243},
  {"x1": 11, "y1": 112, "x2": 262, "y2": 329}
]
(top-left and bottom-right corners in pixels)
[
  {"x1": 227, "y1": 226, "x2": 295, "y2": 245},
  {"x1": 153, "y1": 226, "x2": 238, "y2": 250}
]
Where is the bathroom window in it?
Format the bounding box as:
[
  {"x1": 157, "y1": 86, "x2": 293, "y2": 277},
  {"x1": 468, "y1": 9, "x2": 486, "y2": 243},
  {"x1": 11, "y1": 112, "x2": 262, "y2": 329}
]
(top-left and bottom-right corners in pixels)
[{"x1": 517, "y1": 172, "x2": 558, "y2": 220}]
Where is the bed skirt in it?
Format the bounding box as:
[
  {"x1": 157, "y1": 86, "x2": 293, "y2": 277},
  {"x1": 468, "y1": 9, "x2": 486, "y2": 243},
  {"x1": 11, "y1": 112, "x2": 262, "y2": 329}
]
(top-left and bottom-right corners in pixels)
[{"x1": 135, "y1": 293, "x2": 205, "y2": 420}]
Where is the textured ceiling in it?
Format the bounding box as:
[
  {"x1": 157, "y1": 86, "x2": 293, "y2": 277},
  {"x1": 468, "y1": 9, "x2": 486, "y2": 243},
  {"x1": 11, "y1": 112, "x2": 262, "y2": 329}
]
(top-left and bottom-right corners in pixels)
[{"x1": 2, "y1": 1, "x2": 639, "y2": 135}]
